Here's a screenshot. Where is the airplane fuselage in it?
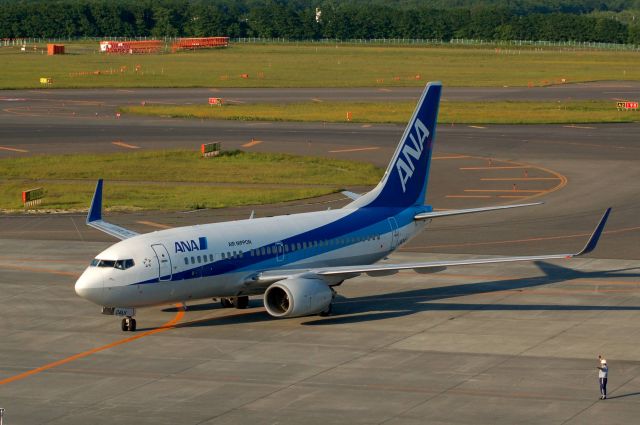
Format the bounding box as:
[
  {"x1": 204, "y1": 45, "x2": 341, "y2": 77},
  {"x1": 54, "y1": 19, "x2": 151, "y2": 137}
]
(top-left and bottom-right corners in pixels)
[{"x1": 76, "y1": 205, "x2": 431, "y2": 308}]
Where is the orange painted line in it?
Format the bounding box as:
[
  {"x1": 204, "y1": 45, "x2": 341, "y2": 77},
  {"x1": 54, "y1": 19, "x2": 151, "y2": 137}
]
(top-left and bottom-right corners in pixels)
[
  {"x1": 0, "y1": 306, "x2": 185, "y2": 386},
  {"x1": 461, "y1": 166, "x2": 528, "y2": 170},
  {"x1": 445, "y1": 195, "x2": 492, "y2": 198},
  {"x1": 481, "y1": 177, "x2": 561, "y2": 181},
  {"x1": 498, "y1": 195, "x2": 530, "y2": 198},
  {"x1": 0, "y1": 146, "x2": 29, "y2": 153},
  {"x1": 112, "y1": 141, "x2": 140, "y2": 149},
  {"x1": 242, "y1": 139, "x2": 263, "y2": 148},
  {"x1": 0, "y1": 264, "x2": 81, "y2": 277},
  {"x1": 136, "y1": 220, "x2": 172, "y2": 229},
  {"x1": 433, "y1": 155, "x2": 470, "y2": 160},
  {"x1": 329, "y1": 147, "x2": 380, "y2": 153},
  {"x1": 465, "y1": 189, "x2": 545, "y2": 193},
  {"x1": 408, "y1": 225, "x2": 640, "y2": 250}
]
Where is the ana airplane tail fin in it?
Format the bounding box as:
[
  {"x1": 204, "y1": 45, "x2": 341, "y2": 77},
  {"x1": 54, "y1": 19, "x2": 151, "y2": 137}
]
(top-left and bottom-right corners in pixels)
[{"x1": 349, "y1": 82, "x2": 441, "y2": 209}]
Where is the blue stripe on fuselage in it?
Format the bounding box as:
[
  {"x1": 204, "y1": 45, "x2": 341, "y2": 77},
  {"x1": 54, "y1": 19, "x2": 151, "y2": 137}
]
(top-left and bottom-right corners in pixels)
[{"x1": 129, "y1": 205, "x2": 425, "y2": 287}]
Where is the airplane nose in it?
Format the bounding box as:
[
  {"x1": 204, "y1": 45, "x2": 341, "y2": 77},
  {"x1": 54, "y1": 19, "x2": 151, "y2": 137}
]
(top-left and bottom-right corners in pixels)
[{"x1": 75, "y1": 268, "x2": 103, "y2": 303}]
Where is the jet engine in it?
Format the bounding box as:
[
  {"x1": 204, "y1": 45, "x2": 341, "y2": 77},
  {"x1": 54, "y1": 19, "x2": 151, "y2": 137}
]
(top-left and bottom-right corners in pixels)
[{"x1": 264, "y1": 277, "x2": 333, "y2": 318}]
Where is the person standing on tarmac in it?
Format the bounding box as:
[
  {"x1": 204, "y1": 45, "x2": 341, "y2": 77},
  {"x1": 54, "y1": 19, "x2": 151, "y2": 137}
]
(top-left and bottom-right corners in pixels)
[{"x1": 597, "y1": 356, "x2": 609, "y2": 399}]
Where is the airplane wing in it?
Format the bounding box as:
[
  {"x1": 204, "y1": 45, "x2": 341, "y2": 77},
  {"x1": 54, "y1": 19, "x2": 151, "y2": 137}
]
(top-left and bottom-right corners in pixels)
[
  {"x1": 250, "y1": 208, "x2": 611, "y2": 285},
  {"x1": 86, "y1": 179, "x2": 139, "y2": 240},
  {"x1": 414, "y1": 202, "x2": 542, "y2": 220}
]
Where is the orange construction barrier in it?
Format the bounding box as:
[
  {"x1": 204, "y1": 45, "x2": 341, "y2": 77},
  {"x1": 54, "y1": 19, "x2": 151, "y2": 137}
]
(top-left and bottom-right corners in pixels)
[
  {"x1": 100, "y1": 40, "x2": 161, "y2": 54},
  {"x1": 171, "y1": 37, "x2": 229, "y2": 52}
]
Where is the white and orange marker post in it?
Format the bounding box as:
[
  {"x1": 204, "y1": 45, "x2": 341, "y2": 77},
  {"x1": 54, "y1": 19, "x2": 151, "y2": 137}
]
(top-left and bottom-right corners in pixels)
[
  {"x1": 22, "y1": 187, "x2": 44, "y2": 208},
  {"x1": 201, "y1": 142, "x2": 221, "y2": 157}
]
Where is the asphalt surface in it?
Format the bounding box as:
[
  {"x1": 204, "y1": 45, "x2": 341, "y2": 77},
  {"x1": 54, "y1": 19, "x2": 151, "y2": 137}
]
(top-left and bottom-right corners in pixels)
[
  {"x1": 0, "y1": 84, "x2": 639, "y2": 424},
  {"x1": 1, "y1": 81, "x2": 639, "y2": 106}
]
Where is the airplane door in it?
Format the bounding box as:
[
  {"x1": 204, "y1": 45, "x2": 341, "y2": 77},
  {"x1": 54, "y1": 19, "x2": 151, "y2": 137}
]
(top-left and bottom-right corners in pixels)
[
  {"x1": 151, "y1": 244, "x2": 172, "y2": 281},
  {"x1": 388, "y1": 217, "x2": 400, "y2": 250},
  {"x1": 275, "y1": 242, "x2": 285, "y2": 262}
]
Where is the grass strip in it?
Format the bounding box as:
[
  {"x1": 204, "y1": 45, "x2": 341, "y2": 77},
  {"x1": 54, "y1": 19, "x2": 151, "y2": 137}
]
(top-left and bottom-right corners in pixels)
[
  {"x1": 2, "y1": 43, "x2": 640, "y2": 89},
  {"x1": 121, "y1": 100, "x2": 639, "y2": 124},
  {"x1": 0, "y1": 150, "x2": 382, "y2": 211}
]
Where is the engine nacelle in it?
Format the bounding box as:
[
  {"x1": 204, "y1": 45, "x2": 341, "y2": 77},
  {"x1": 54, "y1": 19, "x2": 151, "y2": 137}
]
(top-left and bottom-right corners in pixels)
[{"x1": 264, "y1": 278, "x2": 333, "y2": 318}]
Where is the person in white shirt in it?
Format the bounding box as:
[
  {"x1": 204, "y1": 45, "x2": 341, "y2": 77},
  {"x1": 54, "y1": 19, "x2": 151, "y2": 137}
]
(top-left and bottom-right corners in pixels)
[{"x1": 596, "y1": 356, "x2": 609, "y2": 399}]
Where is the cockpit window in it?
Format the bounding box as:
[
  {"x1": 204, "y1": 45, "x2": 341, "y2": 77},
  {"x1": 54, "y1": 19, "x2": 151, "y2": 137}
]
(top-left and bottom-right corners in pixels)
[
  {"x1": 91, "y1": 259, "x2": 134, "y2": 269},
  {"x1": 115, "y1": 259, "x2": 135, "y2": 270}
]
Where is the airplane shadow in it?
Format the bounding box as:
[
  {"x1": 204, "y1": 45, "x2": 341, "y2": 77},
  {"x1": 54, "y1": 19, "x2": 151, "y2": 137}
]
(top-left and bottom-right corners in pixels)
[
  {"x1": 158, "y1": 261, "x2": 640, "y2": 329},
  {"x1": 303, "y1": 261, "x2": 640, "y2": 325},
  {"x1": 607, "y1": 392, "x2": 640, "y2": 400}
]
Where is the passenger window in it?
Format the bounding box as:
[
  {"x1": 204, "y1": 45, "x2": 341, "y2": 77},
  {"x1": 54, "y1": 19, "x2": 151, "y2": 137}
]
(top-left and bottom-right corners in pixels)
[
  {"x1": 227, "y1": 252, "x2": 231, "y2": 259},
  {"x1": 239, "y1": 250, "x2": 243, "y2": 258},
  {"x1": 266, "y1": 246, "x2": 271, "y2": 255},
  {"x1": 191, "y1": 256, "x2": 195, "y2": 264},
  {"x1": 184, "y1": 258, "x2": 189, "y2": 265},
  {"x1": 197, "y1": 255, "x2": 201, "y2": 263},
  {"x1": 209, "y1": 254, "x2": 214, "y2": 262},
  {"x1": 296, "y1": 243, "x2": 301, "y2": 250}
]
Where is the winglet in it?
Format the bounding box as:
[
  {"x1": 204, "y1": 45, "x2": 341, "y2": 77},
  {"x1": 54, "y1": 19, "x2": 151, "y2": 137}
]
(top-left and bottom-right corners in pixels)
[
  {"x1": 85, "y1": 179, "x2": 139, "y2": 240},
  {"x1": 87, "y1": 179, "x2": 103, "y2": 223},
  {"x1": 575, "y1": 208, "x2": 611, "y2": 256}
]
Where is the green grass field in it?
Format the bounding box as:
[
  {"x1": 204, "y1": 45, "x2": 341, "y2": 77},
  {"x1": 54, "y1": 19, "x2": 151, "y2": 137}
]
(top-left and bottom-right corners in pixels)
[
  {"x1": 1, "y1": 42, "x2": 639, "y2": 89},
  {"x1": 0, "y1": 150, "x2": 382, "y2": 211},
  {"x1": 121, "y1": 100, "x2": 639, "y2": 124}
]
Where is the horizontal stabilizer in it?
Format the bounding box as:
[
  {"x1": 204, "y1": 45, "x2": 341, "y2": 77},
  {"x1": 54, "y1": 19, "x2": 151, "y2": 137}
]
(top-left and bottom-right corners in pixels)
[
  {"x1": 414, "y1": 202, "x2": 542, "y2": 220},
  {"x1": 87, "y1": 179, "x2": 139, "y2": 240},
  {"x1": 341, "y1": 191, "x2": 362, "y2": 201}
]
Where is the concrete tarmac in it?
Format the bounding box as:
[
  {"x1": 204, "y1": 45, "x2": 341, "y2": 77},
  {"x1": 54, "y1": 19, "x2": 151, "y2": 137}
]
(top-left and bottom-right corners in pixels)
[
  {"x1": 0, "y1": 84, "x2": 639, "y2": 424},
  {"x1": 0, "y1": 240, "x2": 639, "y2": 425}
]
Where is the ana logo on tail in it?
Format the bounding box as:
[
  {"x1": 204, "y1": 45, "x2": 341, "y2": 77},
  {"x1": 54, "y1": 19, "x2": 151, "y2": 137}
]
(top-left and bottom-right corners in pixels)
[{"x1": 395, "y1": 118, "x2": 430, "y2": 193}]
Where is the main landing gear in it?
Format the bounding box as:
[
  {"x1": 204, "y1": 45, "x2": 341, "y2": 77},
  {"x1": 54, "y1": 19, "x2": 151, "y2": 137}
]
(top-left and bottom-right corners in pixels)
[
  {"x1": 319, "y1": 287, "x2": 338, "y2": 317},
  {"x1": 219, "y1": 296, "x2": 249, "y2": 309},
  {"x1": 121, "y1": 316, "x2": 136, "y2": 332}
]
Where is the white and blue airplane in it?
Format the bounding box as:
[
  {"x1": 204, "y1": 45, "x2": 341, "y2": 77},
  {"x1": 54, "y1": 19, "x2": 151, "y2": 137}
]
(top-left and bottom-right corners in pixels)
[{"x1": 75, "y1": 82, "x2": 611, "y2": 331}]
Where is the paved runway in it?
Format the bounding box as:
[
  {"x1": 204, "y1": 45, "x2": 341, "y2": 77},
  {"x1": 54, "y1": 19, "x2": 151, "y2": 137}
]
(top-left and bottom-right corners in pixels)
[
  {"x1": 0, "y1": 84, "x2": 639, "y2": 424},
  {"x1": 1, "y1": 81, "x2": 639, "y2": 108}
]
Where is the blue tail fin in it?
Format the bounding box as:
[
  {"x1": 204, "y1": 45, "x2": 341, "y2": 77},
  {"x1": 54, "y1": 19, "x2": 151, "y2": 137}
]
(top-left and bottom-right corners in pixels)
[{"x1": 350, "y1": 82, "x2": 442, "y2": 208}]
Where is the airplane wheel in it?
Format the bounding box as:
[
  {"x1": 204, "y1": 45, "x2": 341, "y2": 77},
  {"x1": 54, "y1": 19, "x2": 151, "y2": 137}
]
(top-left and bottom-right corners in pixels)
[
  {"x1": 121, "y1": 318, "x2": 128, "y2": 331},
  {"x1": 128, "y1": 318, "x2": 136, "y2": 332},
  {"x1": 235, "y1": 296, "x2": 249, "y2": 309},
  {"x1": 220, "y1": 298, "x2": 233, "y2": 308}
]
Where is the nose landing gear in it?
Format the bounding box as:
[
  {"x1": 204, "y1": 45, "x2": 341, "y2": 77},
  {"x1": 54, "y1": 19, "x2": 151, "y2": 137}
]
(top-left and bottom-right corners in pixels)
[{"x1": 121, "y1": 316, "x2": 136, "y2": 332}]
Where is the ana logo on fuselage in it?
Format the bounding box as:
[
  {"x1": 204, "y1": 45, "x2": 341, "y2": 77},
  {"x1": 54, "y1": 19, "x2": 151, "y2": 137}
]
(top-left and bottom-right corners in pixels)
[
  {"x1": 395, "y1": 118, "x2": 430, "y2": 193},
  {"x1": 174, "y1": 237, "x2": 208, "y2": 253}
]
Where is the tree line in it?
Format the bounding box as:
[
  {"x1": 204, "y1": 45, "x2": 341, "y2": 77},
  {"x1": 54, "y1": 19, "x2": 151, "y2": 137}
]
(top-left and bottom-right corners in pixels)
[{"x1": 0, "y1": 0, "x2": 638, "y2": 45}]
